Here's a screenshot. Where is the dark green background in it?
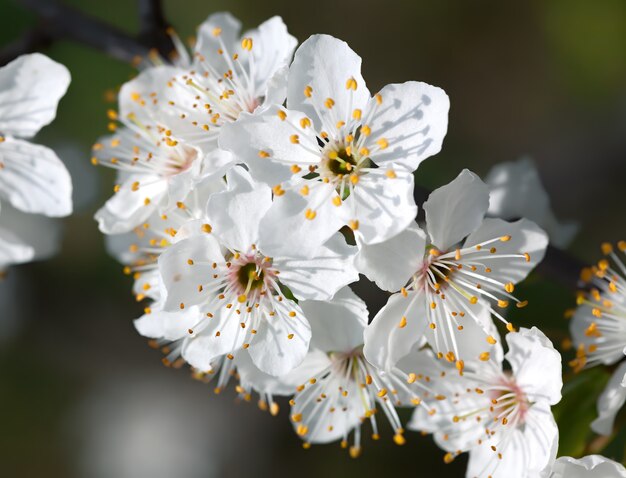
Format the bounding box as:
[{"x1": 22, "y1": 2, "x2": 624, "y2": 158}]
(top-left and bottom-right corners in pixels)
[{"x1": 1, "y1": 0, "x2": 626, "y2": 476}]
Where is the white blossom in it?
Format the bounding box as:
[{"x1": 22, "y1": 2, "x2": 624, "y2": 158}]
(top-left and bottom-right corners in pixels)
[
  {"x1": 219, "y1": 34, "x2": 449, "y2": 253},
  {"x1": 0, "y1": 53, "x2": 72, "y2": 268},
  {"x1": 157, "y1": 167, "x2": 358, "y2": 376},
  {"x1": 284, "y1": 287, "x2": 436, "y2": 456},
  {"x1": 410, "y1": 327, "x2": 562, "y2": 478},
  {"x1": 360, "y1": 169, "x2": 548, "y2": 371}
]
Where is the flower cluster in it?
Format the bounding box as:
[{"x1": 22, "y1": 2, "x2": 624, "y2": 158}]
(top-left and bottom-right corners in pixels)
[
  {"x1": 0, "y1": 53, "x2": 73, "y2": 271},
  {"x1": 91, "y1": 12, "x2": 603, "y2": 478}
]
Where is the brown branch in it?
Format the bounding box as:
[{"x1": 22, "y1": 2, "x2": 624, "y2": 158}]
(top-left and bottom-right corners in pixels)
[{"x1": 0, "y1": 0, "x2": 175, "y2": 66}]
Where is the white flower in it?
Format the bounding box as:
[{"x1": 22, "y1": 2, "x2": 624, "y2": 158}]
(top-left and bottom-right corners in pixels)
[
  {"x1": 486, "y1": 158, "x2": 578, "y2": 249},
  {"x1": 120, "y1": 13, "x2": 297, "y2": 154},
  {"x1": 570, "y1": 242, "x2": 626, "y2": 371},
  {"x1": 219, "y1": 34, "x2": 449, "y2": 253},
  {"x1": 104, "y1": 175, "x2": 226, "y2": 368},
  {"x1": 283, "y1": 287, "x2": 436, "y2": 456},
  {"x1": 92, "y1": 107, "x2": 232, "y2": 234},
  {"x1": 409, "y1": 327, "x2": 562, "y2": 478},
  {"x1": 545, "y1": 455, "x2": 626, "y2": 478},
  {"x1": 360, "y1": 169, "x2": 548, "y2": 371},
  {"x1": 157, "y1": 167, "x2": 358, "y2": 376},
  {"x1": 0, "y1": 53, "x2": 72, "y2": 267}
]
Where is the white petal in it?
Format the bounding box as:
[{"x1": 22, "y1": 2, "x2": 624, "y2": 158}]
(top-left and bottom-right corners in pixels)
[
  {"x1": 424, "y1": 169, "x2": 490, "y2": 251},
  {"x1": 486, "y1": 158, "x2": 578, "y2": 249},
  {"x1": 355, "y1": 224, "x2": 426, "y2": 291},
  {"x1": 219, "y1": 106, "x2": 321, "y2": 185},
  {"x1": 0, "y1": 138, "x2": 72, "y2": 216},
  {"x1": 244, "y1": 16, "x2": 297, "y2": 98},
  {"x1": 0, "y1": 226, "x2": 34, "y2": 267},
  {"x1": 464, "y1": 217, "x2": 549, "y2": 285},
  {"x1": 290, "y1": 364, "x2": 362, "y2": 444},
  {"x1": 287, "y1": 34, "x2": 370, "y2": 131},
  {"x1": 236, "y1": 348, "x2": 329, "y2": 396},
  {"x1": 158, "y1": 234, "x2": 224, "y2": 310},
  {"x1": 95, "y1": 174, "x2": 166, "y2": 234},
  {"x1": 363, "y1": 289, "x2": 429, "y2": 371},
  {"x1": 299, "y1": 287, "x2": 368, "y2": 352},
  {"x1": 134, "y1": 304, "x2": 200, "y2": 341},
  {"x1": 548, "y1": 455, "x2": 626, "y2": 478},
  {"x1": 338, "y1": 169, "x2": 418, "y2": 245},
  {"x1": 195, "y1": 12, "x2": 242, "y2": 75},
  {"x1": 270, "y1": 233, "x2": 358, "y2": 301},
  {"x1": 0, "y1": 53, "x2": 70, "y2": 138},
  {"x1": 258, "y1": 183, "x2": 345, "y2": 258},
  {"x1": 424, "y1": 298, "x2": 504, "y2": 367},
  {"x1": 506, "y1": 327, "x2": 562, "y2": 405},
  {"x1": 118, "y1": 65, "x2": 182, "y2": 126},
  {"x1": 0, "y1": 202, "x2": 62, "y2": 261},
  {"x1": 182, "y1": 307, "x2": 246, "y2": 372},
  {"x1": 591, "y1": 362, "x2": 626, "y2": 436},
  {"x1": 247, "y1": 300, "x2": 311, "y2": 376},
  {"x1": 466, "y1": 402, "x2": 558, "y2": 478},
  {"x1": 206, "y1": 167, "x2": 272, "y2": 251},
  {"x1": 364, "y1": 81, "x2": 449, "y2": 171}
]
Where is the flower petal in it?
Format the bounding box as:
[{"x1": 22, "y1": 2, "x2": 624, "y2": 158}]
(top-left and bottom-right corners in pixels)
[
  {"x1": 247, "y1": 300, "x2": 311, "y2": 376},
  {"x1": 338, "y1": 168, "x2": 418, "y2": 245},
  {"x1": 195, "y1": 12, "x2": 242, "y2": 75},
  {"x1": 505, "y1": 327, "x2": 562, "y2": 405},
  {"x1": 0, "y1": 202, "x2": 62, "y2": 261},
  {"x1": 244, "y1": 16, "x2": 297, "y2": 99},
  {"x1": 270, "y1": 233, "x2": 358, "y2": 301},
  {"x1": 363, "y1": 289, "x2": 429, "y2": 371},
  {"x1": 486, "y1": 158, "x2": 578, "y2": 249},
  {"x1": 591, "y1": 362, "x2": 626, "y2": 436},
  {"x1": 0, "y1": 226, "x2": 34, "y2": 268},
  {"x1": 236, "y1": 348, "x2": 329, "y2": 397},
  {"x1": 299, "y1": 287, "x2": 367, "y2": 352},
  {"x1": 219, "y1": 106, "x2": 321, "y2": 185},
  {"x1": 0, "y1": 138, "x2": 72, "y2": 216},
  {"x1": 134, "y1": 304, "x2": 200, "y2": 341},
  {"x1": 159, "y1": 234, "x2": 224, "y2": 311},
  {"x1": 464, "y1": 217, "x2": 548, "y2": 286},
  {"x1": 206, "y1": 167, "x2": 272, "y2": 251},
  {"x1": 258, "y1": 182, "x2": 345, "y2": 258},
  {"x1": 287, "y1": 34, "x2": 370, "y2": 131},
  {"x1": 424, "y1": 169, "x2": 490, "y2": 251},
  {"x1": 549, "y1": 455, "x2": 626, "y2": 478},
  {"x1": 355, "y1": 224, "x2": 426, "y2": 292},
  {"x1": 466, "y1": 402, "x2": 558, "y2": 478},
  {"x1": 364, "y1": 81, "x2": 449, "y2": 171},
  {"x1": 182, "y1": 307, "x2": 246, "y2": 372},
  {"x1": 0, "y1": 53, "x2": 70, "y2": 138},
  {"x1": 95, "y1": 174, "x2": 166, "y2": 234}
]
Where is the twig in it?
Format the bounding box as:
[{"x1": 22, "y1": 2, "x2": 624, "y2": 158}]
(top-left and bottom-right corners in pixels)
[{"x1": 0, "y1": 0, "x2": 174, "y2": 66}]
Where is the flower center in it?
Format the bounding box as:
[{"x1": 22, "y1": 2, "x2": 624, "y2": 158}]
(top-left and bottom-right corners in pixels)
[
  {"x1": 326, "y1": 148, "x2": 358, "y2": 176},
  {"x1": 489, "y1": 375, "x2": 530, "y2": 425},
  {"x1": 236, "y1": 262, "x2": 265, "y2": 291}
]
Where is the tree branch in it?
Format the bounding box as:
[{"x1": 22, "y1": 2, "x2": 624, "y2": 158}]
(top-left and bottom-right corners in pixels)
[{"x1": 0, "y1": 0, "x2": 175, "y2": 66}]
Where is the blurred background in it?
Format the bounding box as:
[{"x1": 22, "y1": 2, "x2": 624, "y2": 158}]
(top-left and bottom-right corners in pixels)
[{"x1": 1, "y1": 0, "x2": 626, "y2": 476}]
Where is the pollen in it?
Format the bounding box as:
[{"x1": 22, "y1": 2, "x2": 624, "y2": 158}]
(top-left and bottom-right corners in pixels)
[
  {"x1": 304, "y1": 209, "x2": 316, "y2": 220},
  {"x1": 241, "y1": 37, "x2": 253, "y2": 51}
]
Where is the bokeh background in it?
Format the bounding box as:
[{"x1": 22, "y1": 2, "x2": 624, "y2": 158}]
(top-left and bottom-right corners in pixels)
[{"x1": 2, "y1": 0, "x2": 626, "y2": 476}]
